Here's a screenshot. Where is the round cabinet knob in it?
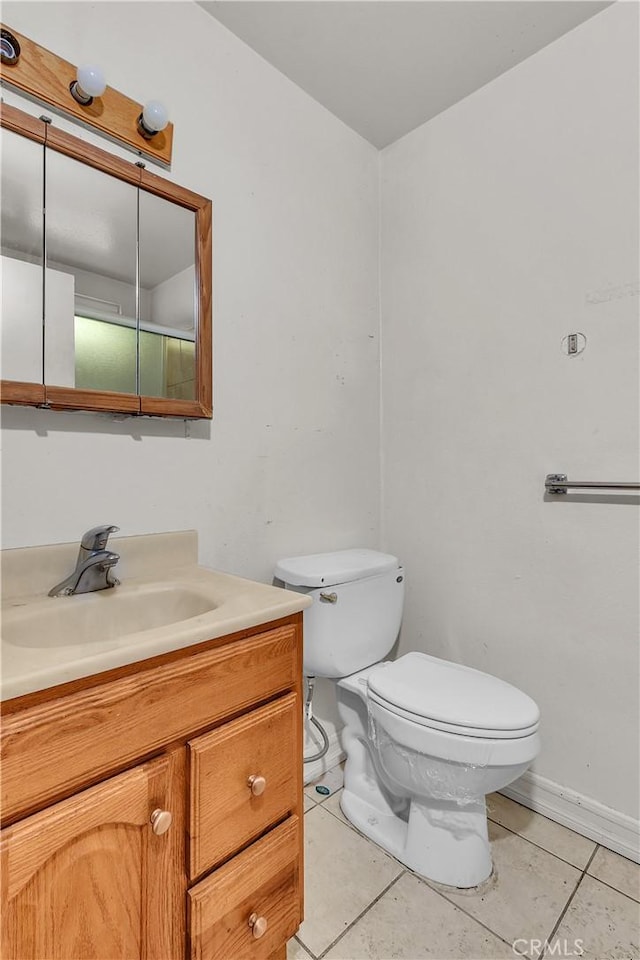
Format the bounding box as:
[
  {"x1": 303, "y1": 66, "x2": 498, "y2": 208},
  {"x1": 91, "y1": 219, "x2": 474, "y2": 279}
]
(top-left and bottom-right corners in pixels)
[
  {"x1": 247, "y1": 774, "x2": 266, "y2": 796},
  {"x1": 248, "y1": 913, "x2": 268, "y2": 939},
  {"x1": 150, "y1": 808, "x2": 172, "y2": 835}
]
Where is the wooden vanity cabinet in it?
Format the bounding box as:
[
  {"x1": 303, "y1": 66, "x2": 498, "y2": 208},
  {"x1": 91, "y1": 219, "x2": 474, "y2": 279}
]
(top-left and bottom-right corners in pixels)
[
  {"x1": 1, "y1": 752, "x2": 185, "y2": 960},
  {"x1": 0, "y1": 614, "x2": 304, "y2": 960}
]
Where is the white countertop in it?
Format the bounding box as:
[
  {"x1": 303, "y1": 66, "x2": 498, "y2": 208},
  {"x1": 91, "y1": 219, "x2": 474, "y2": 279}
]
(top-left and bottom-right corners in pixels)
[{"x1": 1, "y1": 531, "x2": 311, "y2": 701}]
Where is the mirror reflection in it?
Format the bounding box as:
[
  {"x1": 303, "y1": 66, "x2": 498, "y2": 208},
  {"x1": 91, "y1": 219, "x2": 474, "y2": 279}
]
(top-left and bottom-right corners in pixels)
[
  {"x1": 45, "y1": 148, "x2": 138, "y2": 394},
  {"x1": 139, "y1": 190, "x2": 196, "y2": 400},
  {"x1": 1, "y1": 105, "x2": 211, "y2": 417},
  {"x1": 0, "y1": 126, "x2": 44, "y2": 383}
]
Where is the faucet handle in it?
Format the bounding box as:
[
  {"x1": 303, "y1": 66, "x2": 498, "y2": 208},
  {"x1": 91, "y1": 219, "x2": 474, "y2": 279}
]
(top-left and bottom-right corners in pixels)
[{"x1": 80, "y1": 525, "x2": 120, "y2": 552}]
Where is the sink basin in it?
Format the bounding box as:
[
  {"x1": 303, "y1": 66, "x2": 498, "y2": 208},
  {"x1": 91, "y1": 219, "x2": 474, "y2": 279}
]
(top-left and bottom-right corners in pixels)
[
  {"x1": 1, "y1": 531, "x2": 312, "y2": 702},
  {"x1": 3, "y1": 583, "x2": 217, "y2": 649}
]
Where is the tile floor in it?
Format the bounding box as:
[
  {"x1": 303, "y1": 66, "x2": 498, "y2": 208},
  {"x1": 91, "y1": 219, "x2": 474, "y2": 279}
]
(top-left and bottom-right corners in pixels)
[{"x1": 288, "y1": 764, "x2": 640, "y2": 960}]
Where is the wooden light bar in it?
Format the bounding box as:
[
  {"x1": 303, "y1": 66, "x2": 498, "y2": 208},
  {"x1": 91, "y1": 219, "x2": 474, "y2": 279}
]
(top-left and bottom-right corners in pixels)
[{"x1": 0, "y1": 24, "x2": 173, "y2": 167}]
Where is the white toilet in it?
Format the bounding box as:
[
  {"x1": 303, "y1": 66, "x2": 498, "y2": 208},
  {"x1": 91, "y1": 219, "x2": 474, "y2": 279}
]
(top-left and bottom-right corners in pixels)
[{"x1": 275, "y1": 548, "x2": 540, "y2": 888}]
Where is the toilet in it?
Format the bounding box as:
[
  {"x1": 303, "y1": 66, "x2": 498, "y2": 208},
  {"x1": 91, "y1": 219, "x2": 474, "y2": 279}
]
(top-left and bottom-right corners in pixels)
[{"x1": 275, "y1": 548, "x2": 540, "y2": 888}]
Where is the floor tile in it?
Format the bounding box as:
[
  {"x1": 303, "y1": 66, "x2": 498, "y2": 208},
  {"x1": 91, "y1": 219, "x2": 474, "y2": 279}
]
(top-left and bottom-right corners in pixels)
[
  {"x1": 324, "y1": 871, "x2": 514, "y2": 959},
  {"x1": 303, "y1": 792, "x2": 316, "y2": 813},
  {"x1": 322, "y1": 788, "x2": 349, "y2": 825},
  {"x1": 442, "y1": 821, "x2": 580, "y2": 949},
  {"x1": 298, "y1": 804, "x2": 402, "y2": 957},
  {"x1": 307, "y1": 763, "x2": 345, "y2": 800},
  {"x1": 549, "y1": 875, "x2": 640, "y2": 960},
  {"x1": 303, "y1": 786, "x2": 319, "y2": 806},
  {"x1": 487, "y1": 793, "x2": 596, "y2": 869},
  {"x1": 287, "y1": 937, "x2": 314, "y2": 960},
  {"x1": 587, "y1": 846, "x2": 640, "y2": 902}
]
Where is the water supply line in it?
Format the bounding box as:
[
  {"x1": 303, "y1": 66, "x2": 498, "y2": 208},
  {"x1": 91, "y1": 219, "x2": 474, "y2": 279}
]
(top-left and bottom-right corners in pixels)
[{"x1": 303, "y1": 675, "x2": 329, "y2": 763}]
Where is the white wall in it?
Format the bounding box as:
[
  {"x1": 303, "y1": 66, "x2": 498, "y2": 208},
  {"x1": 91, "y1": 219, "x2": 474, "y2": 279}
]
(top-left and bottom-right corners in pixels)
[
  {"x1": 381, "y1": 3, "x2": 639, "y2": 821},
  {"x1": 1, "y1": 1, "x2": 380, "y2": 585},
  {"x1": 3, "y1": 2, "x2": 638, "y2": 825}
]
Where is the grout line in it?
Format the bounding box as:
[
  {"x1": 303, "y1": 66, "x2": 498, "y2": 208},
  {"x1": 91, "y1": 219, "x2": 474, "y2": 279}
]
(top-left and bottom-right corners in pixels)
[
  {"x1": 317, "y1": 789, "x2": 341, "y2": 804},
  {"x1": 413, "y1": 875, "x2": 516, "y2": 952},
  {"x1": 322, "y1": 805, "x2": 348, "y2": 827},
  {"x1": 581, "y1": 870, "x2": 640, "y2": 906},
  {"x1": 314, "y1": 871, "x2": 406, "y2": 960},
  {"x1": 306, "y1": 789, "x2": 340, "y2": 807},
  {"x1": 582, "y1": 847, "x2": 599, "y2": 876},
  {"x1": 293, "y1": 933, "x2": 317, "y2": 959},
  {"x1": 540, "y1": 845, "x2": 600, "y2": 958},
  {"x1": 486, "y1": 814, "x2": 597, "y2": 871}
]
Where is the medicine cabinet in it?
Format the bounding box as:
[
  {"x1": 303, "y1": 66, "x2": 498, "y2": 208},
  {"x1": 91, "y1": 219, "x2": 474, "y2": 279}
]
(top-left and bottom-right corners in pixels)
[{"x1": 0, "y1": 103, "x2": 212, "y2": 418}]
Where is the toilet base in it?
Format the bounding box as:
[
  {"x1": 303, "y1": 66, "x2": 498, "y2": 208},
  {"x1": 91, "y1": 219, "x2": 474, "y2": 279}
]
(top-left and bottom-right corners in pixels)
[{"x1": 340, "y1": 788, "x2": 492, "y2": 888}]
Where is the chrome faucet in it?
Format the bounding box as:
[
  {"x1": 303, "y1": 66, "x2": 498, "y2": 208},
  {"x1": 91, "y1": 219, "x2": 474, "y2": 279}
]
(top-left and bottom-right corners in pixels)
[{"x1": 49, "y1": 525, "x2": 121, "y2": 597}]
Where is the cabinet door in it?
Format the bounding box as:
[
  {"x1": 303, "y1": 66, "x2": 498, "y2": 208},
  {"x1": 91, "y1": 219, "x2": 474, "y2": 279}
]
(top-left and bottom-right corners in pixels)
[{"x1": 1, "y1": 751, "x2": 185, "y2": 960}]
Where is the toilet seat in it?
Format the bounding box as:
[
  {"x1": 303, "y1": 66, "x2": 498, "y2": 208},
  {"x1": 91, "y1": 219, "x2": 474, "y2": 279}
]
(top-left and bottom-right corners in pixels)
[
  {"x1": 367, "y1": 652, "x2": 540, "y2": 740},
  {"x1": 368, "y1": 694, "x2": 540, "y2": 766},
  {"x1": 368, "y1": 690, "x2": 539, "y2": 739}
]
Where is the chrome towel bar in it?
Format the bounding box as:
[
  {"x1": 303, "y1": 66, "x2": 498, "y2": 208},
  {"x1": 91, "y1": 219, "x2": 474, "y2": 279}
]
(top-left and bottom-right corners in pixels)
[{"x1": 546, "y1": 474, "x2": 640, "y2": 495}]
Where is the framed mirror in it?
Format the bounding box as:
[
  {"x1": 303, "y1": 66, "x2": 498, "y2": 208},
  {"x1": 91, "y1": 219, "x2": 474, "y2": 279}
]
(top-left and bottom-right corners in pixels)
[{"x1": 0, "y1": 102, "x2": 212, "y2": 418}]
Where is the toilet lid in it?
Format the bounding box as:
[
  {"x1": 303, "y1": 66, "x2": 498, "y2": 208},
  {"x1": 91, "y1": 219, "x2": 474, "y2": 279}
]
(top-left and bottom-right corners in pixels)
[
  {"x1": 367, "y1": 652, "x2": 539, "y2": 735},
  {"x1": 275, "y1": 548, "x2": 398, "y2": 588}
]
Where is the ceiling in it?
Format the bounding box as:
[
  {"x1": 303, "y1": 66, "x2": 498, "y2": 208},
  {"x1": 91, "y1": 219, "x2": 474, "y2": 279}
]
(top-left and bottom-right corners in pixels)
[{"x1": 199, "y1": 1, "x2": 612, "y2": 148}]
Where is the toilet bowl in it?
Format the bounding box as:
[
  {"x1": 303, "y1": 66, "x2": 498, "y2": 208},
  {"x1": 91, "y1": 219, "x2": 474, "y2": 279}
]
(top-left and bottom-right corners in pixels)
[
  {"x1": 337, "y1": 656, "x2": 539, "y2": 887},
  {"x1": 275, "y1": 548, "x2": 540, "y2": 888}
]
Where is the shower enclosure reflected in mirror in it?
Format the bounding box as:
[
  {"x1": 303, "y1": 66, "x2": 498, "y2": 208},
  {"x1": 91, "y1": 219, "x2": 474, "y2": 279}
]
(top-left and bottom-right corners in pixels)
[
  {"x1": 45, "y1": 146, "x2": 138, "y2": 396},
  {"x1": 139, "y1": 190, "x2": 196, "y2": 401},
  {"x1": 0, "y1": 102, "x2": 212, "y2": 418}
]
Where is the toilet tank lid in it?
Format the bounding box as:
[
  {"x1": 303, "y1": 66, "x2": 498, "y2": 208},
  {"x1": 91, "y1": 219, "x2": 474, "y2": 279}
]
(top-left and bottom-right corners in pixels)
[{"x1": 275, "y1": 548, "x2": 399, "y2": 587}]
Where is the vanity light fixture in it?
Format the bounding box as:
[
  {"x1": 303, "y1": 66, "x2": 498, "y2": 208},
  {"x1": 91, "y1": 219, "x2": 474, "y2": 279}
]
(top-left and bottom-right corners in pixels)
[
  {"x1": 0, "y1": 27, "x2": 20, "y2": 65},
  {"x1": 137, "y1": 100, "x2": 169, "y2": 139},
  {"x1": 69, "y1": 64, "x2": 106, "y2": 105},
  {"x1": 0, "y1": 24, "x2": 174, "y2": 166}
]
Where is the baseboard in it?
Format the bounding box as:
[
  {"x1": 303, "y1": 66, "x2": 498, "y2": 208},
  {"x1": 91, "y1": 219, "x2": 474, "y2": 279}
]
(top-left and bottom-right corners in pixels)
[
  {"x1": 302, "y1": 728, "x2": 345, "y2": 786},
  {"x1": 501, "y1": 771, "x2": 640, "y2": 864}
]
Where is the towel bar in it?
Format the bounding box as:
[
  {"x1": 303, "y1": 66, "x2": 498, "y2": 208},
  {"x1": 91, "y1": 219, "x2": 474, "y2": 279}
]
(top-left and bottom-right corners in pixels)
[{"x1": 545, "y1": 474, "x2": 640, "y2": 495}]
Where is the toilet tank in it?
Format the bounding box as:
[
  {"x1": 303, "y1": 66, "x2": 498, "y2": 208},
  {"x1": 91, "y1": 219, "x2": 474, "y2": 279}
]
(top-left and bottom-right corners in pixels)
[{"x1": 275, "y1": 549, "x2": 405, "y2": 678}]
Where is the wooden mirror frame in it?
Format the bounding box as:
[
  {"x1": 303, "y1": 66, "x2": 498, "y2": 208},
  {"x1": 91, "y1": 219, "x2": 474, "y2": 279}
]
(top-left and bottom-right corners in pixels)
[{"x1": 0, "y1": 102, "x2": 212, "y2": 419}]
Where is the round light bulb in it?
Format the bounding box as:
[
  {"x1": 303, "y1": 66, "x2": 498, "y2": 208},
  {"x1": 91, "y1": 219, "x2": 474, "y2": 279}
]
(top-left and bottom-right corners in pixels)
[
  {"x1": 141, "y1": 100, "x2": 169, "y2": 133},
  {"x1": 76, "y1": 64, "x2": 106, "y2": 99}
]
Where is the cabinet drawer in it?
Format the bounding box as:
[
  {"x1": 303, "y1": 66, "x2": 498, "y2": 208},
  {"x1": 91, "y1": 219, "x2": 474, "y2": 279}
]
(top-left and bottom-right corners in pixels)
[
  {"x1": 188, "y1": 816, "x2": 300, "y2": 960},
  {"x1": 2, "y1": 624, "x2": 298, "y2": 824},
  {"x1": 189, "y1": 692, "x2": 298, "y2": 879}
]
